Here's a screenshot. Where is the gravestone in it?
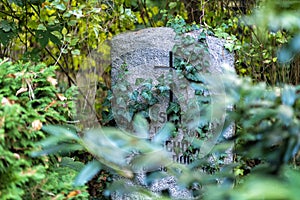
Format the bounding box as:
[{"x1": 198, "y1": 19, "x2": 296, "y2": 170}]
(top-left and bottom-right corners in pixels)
[{"x1": 110, "y1": 27, "x2": 235, "y2": 199}]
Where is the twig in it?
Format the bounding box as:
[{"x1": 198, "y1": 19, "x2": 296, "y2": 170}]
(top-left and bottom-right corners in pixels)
[
  {"x1": 54, "y1": 44, "x2": 67, "y2": 66},
  {"x1": 0, "y1": 57, "x2": 9, "y2": 65}
]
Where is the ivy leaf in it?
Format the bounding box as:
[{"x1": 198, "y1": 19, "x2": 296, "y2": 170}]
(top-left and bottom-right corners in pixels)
[
  {"x1": 135, "y1": 78, "x2": 144, "y2": 85},
  {"x1": 74, "y1": 160, "x2": 102, "y2": 186},
  {"x1": 198, "y1": 31, "x2": 206, "y2": 42},
  {"x1": 158, "y1": 85, "x2": 169, "y2": 92},
  {"x1": 67, "y1": 20, "x2": 77, "y2": 26},
  {"x1": 129, "y1": 90, "x2": 139, "y2": 101},
  {"x1": 70, "y1": 38, "x2": 79, "y2": 46},
  {"x1": 141, "y1": 90, "x2": 151, "y2": 100},
  {"x1": 60, "y1": 157, "x2": 85, "y2": 172},
  {"x1": 29, "y1": 0, "x2": 45, "y2": 5},
  {"x1": 49, "y1": 32, "x2": 62, "y2": 45},
  {"x1": 71, "y1": 49, "x2": 80, "y2": 55},
  {"x1": 0, "y1": 20, "x2": 15, "y2": 32},
  {"x1": 69, "y1": 10, "x2": 84, "y2": 18},
  {"x1": 0, "y1": 30, "x2": 15, "y2": 45},
  {"x1": 9, "y1": 0, "x2": 24, "y2": 6},
  {"x1": 35, "y1": 30, "x2": 49, "y2": 48},
  {"x1": 61, "y1": 27, "x2": 68, "y2": 35},
  {"x1": 225, "y1": 42, "x2": 234, "y2": 52},
  {"x1": 167, "y1": 102, "x2": 180, "y2": 114},
  {"x1": 37, "y1": 24, "x2": 47, "y2": 31},
  {"x1": 53, "y1": 2, "x2": 66, "y2": 11},
  {"x1": 169, "y1": 2, "x2": 177, "y2": 9}
]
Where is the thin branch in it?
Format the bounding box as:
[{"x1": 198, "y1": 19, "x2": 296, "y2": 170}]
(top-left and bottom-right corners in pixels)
[
  {"x1": 1, "y1": 0, "x2": 102, "y2": 125},
  {"x1": 54, "y1": 44, "x2": 68, "y2": 66}
]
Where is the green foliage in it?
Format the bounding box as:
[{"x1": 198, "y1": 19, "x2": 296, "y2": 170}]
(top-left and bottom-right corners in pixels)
[
  {"x1": 0, "y1": 0, "x2": 138, "y2": 91},
  {"x1": 201, "y1": 71, "x2": 300, "y2": 199},
  {"x1": 35, "y1": 66, "x2": 300, "y2": 199},
  {"x1": 165, "y1": 1, "x2": 297, "y2": 85},
  {"x1": 3, "y1": 0, "x2": 300, "y2": 199},
  {"x1": 34, "y1": 121, "x2": 175, "y2": 185},
  {"x1": 25, "y1": 159, "x2": 89, "y2": 200},
  {"x1": 223, "y1": 73, "x2": 300, "y2": 173},
  {"x1": 166, "y1": 15, "x2": 199, "y2": 34},
  {"x1": 0, "y1": 59, "x2": 78, "y2": 199},
  {"x1": 201, "y1": 0, "x2": 300, "y2": 85},
  {"x1": 241, "y1": 0, "x2": 300, "y2": 85},
  {"x1": 204, "y1": 166, "x2": 300, "y2": 200}
]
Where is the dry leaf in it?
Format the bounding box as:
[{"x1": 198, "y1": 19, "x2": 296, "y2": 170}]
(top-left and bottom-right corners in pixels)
[
  {"x1": 0, "y1": 117, "x2": 4, "y2": 127},
  {"x1": 16, "y1": 87, "x2": 28, "y2": 96},
  {"x1": 56, "y1": 93, "x2": 67, "y2": 101},
  {"x1": 1, "y1": 97, "x2": 10, "y2": 106},
  {"x1": 45, "y1": 100, "x2": 57, "y2": 111},
  {"x1": 6, "y1": 74, "x2": 16, "y2": 78},
  {"x1": 1, "y1": 97, "x2": 14, "y2": 106},
  {"x1": 66, "y1": 190, "x2": 81, "y2": 198},
  {"x1": 22, "y1": 168, "x2": 37, "y2": 176},
  {"x1": 47, "y1": 77, "x2": 58, "y2": 86},
  {"x1": 13, "y1": 153, "x2": 20, "y2": 159},
  {"x1": 32, "y1": 119, "x2": 43, "y2": 131}
]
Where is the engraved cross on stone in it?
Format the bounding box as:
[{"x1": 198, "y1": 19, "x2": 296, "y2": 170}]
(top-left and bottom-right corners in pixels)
[
  {"x1": 154, "y1": 51, "x2": 175, "y2": 71},
  {"x1": 154, "y1": 51, "x2": 178, "y2": 122},
  {"x1": 154, "y1": 51, "x2": 174, "y2": 97}
]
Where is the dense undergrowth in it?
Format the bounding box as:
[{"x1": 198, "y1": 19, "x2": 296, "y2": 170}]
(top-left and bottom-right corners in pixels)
[{"x1": 0, "y1": 60, "x2": 88, "y2": 199}]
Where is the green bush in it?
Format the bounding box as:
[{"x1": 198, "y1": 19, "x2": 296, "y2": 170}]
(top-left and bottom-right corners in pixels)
[{"x1": 0, "y1": 59, "x2": 87, "y2": 199}]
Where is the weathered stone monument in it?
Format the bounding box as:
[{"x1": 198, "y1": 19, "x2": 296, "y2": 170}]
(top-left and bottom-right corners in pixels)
[{"x1": 110, "y1": 27, "x2": 235, "y2": 199}]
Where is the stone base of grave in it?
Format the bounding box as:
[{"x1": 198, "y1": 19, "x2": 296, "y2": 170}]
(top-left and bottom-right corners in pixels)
[{"x1": 111, "y1": 173, "x2": 194, "y2": 200}]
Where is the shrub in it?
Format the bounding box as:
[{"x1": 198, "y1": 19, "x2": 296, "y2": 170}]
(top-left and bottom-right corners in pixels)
[{"x1": 0, "y1": 58, "x2": 87, "y2": 199}]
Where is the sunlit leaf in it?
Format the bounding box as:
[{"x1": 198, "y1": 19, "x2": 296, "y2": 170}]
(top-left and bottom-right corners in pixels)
[
  {"x1": 0, "y1": 20, "x2": 15, "y2": 32},
  {"x1": 51, "y1": 1, "x2": 66, "y2": 11},
  {"x1": 31, "y1": 144, "x2": 83, "y2": 157},
  {"x1": 277, "y1": 105, "x2": 294, "y2": 125},
  {"x1": 37, "y1": 135, "x2": 64, "y2": 147},
  {"x1": 83, "y1": 128, "x2": 129, "y2": 166},
  {"x1": 42, "y1": 125, "x2": 79, "y2": 140},
  {"x1": 130, "y1": 150, "x2": 172, "y2": 172},
  {"x1": 281, "y1": 85, "x2": 296, "y2": 106},
  {"x1": 291, "y1": 35, "x2": 300, "y2": 53},
  {"x1": 37, "y1": 24, "x2": 47, "y2": 31},
  {"x1": 60, "y1": 157, "x2": 85, "y2": 172},
  {"x1": 74, "y1": 160, "x2": 101, "y2": 186},
  {"x1": 152, "y1": 122, "x2": 175, "y2": 144},
  {"x1": 71, "y1": 49, "x2": 80, "y2": 55},
  {"x1": 133, "y1": 114, "x2": 149, "y2": 139},
  {"x1": 278, "y1": 47, "x2": 293, "y2": 63}
]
